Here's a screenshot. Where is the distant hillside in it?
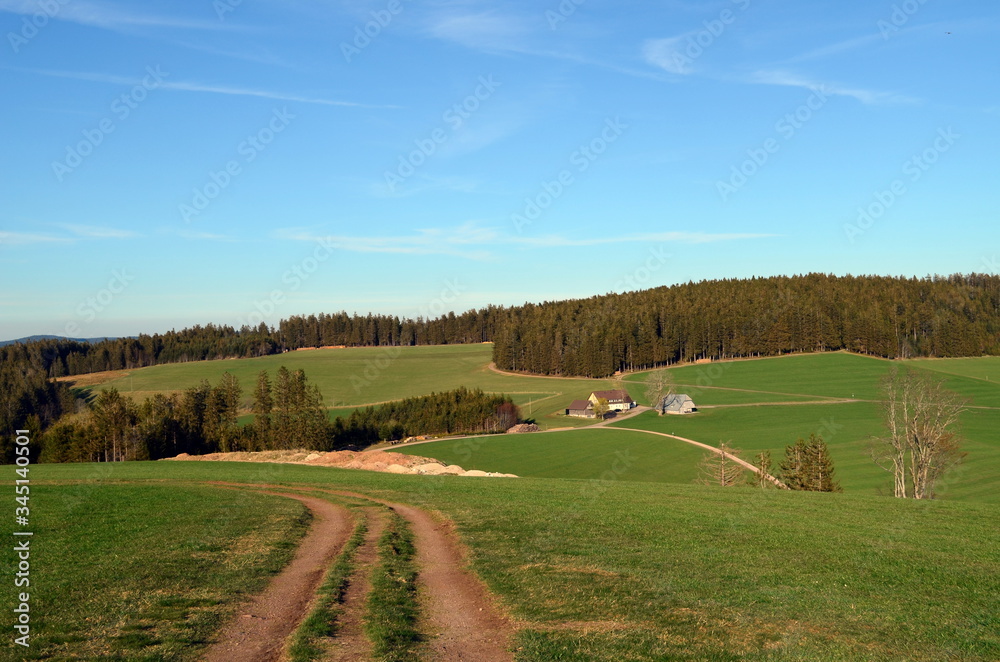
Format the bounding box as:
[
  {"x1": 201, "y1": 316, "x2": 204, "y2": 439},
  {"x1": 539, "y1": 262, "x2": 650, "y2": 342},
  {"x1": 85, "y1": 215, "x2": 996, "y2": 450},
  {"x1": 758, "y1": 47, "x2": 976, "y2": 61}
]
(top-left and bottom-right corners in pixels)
[
  {"x1": 0, "y1": 335, "x2": 118, "y2": 347},
  {"x1": 5, "y1": 274, "x2": 1000, "y2": 384}
]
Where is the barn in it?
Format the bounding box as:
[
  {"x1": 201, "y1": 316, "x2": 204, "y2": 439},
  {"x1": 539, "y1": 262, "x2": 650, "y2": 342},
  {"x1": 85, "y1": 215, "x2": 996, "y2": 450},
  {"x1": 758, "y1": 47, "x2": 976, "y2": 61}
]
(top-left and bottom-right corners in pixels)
[
  {"x1": 565, "y1": 400, "x2": 596, "y2": 417},
  {"x1": 659, "y1": 393, "x2": 696, "y2": 415}
]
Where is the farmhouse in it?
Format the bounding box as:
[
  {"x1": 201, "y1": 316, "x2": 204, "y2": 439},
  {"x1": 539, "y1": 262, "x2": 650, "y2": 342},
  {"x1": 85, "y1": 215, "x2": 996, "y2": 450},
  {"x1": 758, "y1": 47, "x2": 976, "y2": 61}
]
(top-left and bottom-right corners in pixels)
[
  {"x1": 589, "y1": 389, "x2": 635, "y2": 412},
  {"x1": 658, "y1": 393, "x2": 696, "y2": 415},
  {"x1": 565, "y1": 399, "x2": 596, "y2": 418}
]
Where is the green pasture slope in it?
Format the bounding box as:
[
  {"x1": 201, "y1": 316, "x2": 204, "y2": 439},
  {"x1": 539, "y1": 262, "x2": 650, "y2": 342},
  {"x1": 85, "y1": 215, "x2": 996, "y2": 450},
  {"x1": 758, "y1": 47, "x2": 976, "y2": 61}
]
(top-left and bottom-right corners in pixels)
[
  {"x1": 404, "y1": 428, "x2": 710, "y2": 484},
  {"x1": 400, "y1": 352, "x2": 1000, "y2": 502},
  {"x1": 22, "y1": 461, "x2": 1000, "y2": 661},
  {"x1": 74, "y1": 344, "x2": 617, "y2": 428},
  {"x1": 74, "y1": 348, "x2": 1000, "y2": 501}
]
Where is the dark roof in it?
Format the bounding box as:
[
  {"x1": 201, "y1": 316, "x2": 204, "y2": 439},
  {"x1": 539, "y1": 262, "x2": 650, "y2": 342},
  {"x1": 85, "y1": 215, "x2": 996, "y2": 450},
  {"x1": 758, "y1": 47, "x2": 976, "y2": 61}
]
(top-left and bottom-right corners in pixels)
[
  {"x1": 567, "y1": 400, "x2": 593, "y2": 411},
  {"x1": 591, "y1": 389, "x2": 634, "y2": 403}
]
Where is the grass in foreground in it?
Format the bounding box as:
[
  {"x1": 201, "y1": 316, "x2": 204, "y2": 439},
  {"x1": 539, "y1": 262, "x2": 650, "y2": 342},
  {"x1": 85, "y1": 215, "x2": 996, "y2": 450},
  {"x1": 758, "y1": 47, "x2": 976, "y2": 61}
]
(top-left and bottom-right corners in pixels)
[
  {"x1": 364, "y1": 510, "x2": 421, "y2": 662},
  {"x1": 32, "y1": 462, "x2": 1000, "y2": 661},
  {"x1": 287, "y1": 512, "x2": 367, "y2": 661},
  {"x1": 1, "y1": 482, "x2": 309, "y2": 661}
]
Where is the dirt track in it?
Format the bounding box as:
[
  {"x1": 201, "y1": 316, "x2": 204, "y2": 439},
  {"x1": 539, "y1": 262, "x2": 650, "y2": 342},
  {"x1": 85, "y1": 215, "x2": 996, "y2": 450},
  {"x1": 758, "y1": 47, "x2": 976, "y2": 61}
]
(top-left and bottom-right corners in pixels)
[
  {"x1": 201, "y1": 491, "x2": 352, "y2": 662},
  {"x1": 207, "y1": 482, "x2": 515, "y2": 661}
]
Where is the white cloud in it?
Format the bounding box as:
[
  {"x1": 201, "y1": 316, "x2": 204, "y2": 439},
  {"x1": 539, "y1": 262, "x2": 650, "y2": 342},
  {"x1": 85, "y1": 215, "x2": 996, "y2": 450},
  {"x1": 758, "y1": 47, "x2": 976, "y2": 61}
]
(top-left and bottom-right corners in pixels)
[
  {"x1": 642, "y1": 36, "x2": 697, "y2": 75},
  {"x1": 427, "y1": 11, "x2": 531, "y2": 51},
  {"x1": 0, "y1": 0, "x2": 231, "y2": 32},
  {"x1": 0, "y1": 231, "x2": 72, "y2": 245},
  {"x1": 58, "y1": 224, "x2": 138, "y2": 239},
  {"x1": 3, "y1": 66, "x2": 395, "y2": 109},
  {"x1": 783, "y1": 34, "x2": 884, "y2": 63},
  {"x1": 276, "y1": 223, "x2": 774, "y2": 259},
  {"x1": 749, "y1": 70, "x2": 918, "y2": 105}
]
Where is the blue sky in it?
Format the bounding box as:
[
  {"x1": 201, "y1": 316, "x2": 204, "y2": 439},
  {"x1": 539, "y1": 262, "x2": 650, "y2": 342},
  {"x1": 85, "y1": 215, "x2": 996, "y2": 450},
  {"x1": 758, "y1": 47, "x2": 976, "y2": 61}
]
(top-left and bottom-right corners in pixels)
[{"x1": 1, "y1": 0, "x2": 997, "y2": 339}]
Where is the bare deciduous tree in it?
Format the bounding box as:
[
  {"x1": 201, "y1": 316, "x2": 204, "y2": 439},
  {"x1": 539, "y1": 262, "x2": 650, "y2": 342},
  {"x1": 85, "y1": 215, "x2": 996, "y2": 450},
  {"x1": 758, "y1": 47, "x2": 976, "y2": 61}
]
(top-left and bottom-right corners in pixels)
[
  {"x1": 699, "y1": 442, "x2": 745, "y2": 487},
  {"x1": 747, "y1": 450, "x2": 775, "y2": 489},
  {"x1": 644, "y1": 370, "x2": 675, "y2": 412},
  {"x1": 872, "y1": 369, "x2": 967, "y2": 499}
]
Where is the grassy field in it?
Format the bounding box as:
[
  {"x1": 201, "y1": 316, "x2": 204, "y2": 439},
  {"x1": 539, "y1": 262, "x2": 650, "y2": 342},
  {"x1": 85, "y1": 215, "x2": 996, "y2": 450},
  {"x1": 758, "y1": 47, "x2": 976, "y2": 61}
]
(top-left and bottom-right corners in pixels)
[
  {"x1": 611, "y1": 404, "x2": 1000, "y2": 503},
  {"x1": 24, "y1": 461, "x2": 1000, "y2": 661},
  {"x1": 67, "y1": 344, "x2": 619, "y2": 428},
  {"x1": 905, "y1": 355, "x2": 1000, "y2": 381},
  {"x1": 66, "y1": 348, "x2": 1000, "y2": 503},
  {"x1": 403, "y1": 428, "x2": 710, "y2": 484},
  {"x1": 66, "y1": 346, "x2": 865, "y2": 426},
  {"x1": 1, "y1": 480, "x2": 308, "y2": 661}
]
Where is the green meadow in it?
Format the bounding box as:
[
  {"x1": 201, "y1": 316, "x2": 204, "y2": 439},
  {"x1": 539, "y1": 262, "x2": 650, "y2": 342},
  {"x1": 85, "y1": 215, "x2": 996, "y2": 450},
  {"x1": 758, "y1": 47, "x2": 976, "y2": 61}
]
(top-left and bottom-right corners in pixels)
[
  {"x1": 2, "y1": 481, "x2": 308, "y2": 661},
  {"x1": 70, "y1": 344, "x2": 615, "y2": 428},
  {"x1": 21, "y1": 461, "x2": 1000, "y2": 661},
  {"x1": 69, "y1": 347, "x2": 1000, "y2": 503},
  {"x1": 404, "y1": 428, "x2": 709, "y2": 484}
]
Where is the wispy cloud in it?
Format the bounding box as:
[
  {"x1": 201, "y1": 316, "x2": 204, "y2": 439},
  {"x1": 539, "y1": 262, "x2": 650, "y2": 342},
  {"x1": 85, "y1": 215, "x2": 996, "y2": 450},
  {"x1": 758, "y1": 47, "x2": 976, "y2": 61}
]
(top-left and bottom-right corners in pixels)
[
  {"x1": 423, "y1": 10, "x2": 663, "y2": 80},
  {"x1": 174, "y1": 230, "x2": 238, "y2": 242},
  {"x1": 276, "y1": 223, "x2": 774, "y2": 259},
  {"x1": 513, "y1": 231, "x2": 776, "y2": 248},
  {"x1": 0, "y1": 0, "x2": 231, "y2": 32},
  {"x1": 642, "y1": 36, "x2": 696, "y2": 75},
  {"x1": 57, "y1": 224, "x2": 138, "y2": 239},
  {"x1": 3, "y1": 66, "x2": 396, "y2": 109},
  {"x1": 426, "y1": 11, "x2": 532, "y2": 52},
  {"x1": 748, "y1": 70, "x2": 918, "y2": 105},
  {"x1": 0, "y1": 231, "x2": 73, "y2": 246},
  {"x1": 783, "y1": 33, "x2": 883, "y2": 63},
  {"x1": 368, "y1": 175, "x2": 485, "y2": 198}
]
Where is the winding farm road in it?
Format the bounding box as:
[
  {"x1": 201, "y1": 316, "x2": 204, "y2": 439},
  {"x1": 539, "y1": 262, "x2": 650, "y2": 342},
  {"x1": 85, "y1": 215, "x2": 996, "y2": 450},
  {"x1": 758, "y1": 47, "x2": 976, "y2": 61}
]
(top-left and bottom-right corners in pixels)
[
  {"x1": 201, "y1": 490, "x2": 352, "y2": 662},
  {"x1": 206, "y1": 483, "x2": 516, "y2": 661}
]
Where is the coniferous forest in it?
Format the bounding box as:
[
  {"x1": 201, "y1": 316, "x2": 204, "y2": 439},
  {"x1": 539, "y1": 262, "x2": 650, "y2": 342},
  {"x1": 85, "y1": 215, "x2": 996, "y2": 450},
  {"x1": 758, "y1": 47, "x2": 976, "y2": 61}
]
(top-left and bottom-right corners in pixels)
[{"x1": 491, "y1": 274, "x2": 1000, "y2": 376}]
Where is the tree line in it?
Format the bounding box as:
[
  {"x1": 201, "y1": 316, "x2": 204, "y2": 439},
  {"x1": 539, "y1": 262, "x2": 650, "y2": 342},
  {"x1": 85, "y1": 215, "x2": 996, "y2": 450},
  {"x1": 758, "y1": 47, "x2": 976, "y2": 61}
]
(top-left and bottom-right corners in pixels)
[
  {"x1": 19, "y1": 309, "x2": 502, "y2": 380},
  {"x1": 34, "y1": 371, "x2": 521, "y2": 464},
  {"x1": 492, "y1": 273, "x2": 1000, "y2": 377}
]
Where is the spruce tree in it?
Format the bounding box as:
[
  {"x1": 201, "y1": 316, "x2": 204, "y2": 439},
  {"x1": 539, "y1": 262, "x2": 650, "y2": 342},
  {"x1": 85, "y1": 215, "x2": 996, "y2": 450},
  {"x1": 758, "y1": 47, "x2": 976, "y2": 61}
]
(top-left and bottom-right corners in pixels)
[
  {"x1": 804, "y1": 434, "x2": 842, "y2": 492},
  {"x1": 252, "y1": 370, "x2": 273, "y2": 450},
  {"x1": 779, "y1": 438, "x2": 809, "y2": 490}
]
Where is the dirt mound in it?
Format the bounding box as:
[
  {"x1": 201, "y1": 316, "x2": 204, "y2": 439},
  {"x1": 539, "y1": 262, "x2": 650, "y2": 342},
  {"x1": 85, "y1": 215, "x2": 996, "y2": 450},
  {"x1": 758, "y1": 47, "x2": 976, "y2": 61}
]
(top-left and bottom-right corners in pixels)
[
  {"x1": 506, "y1": 423, "x2": 540, "y2": 434},
  {"x1": 164, "y1": 449, "x2": 517, "y2": 478}
]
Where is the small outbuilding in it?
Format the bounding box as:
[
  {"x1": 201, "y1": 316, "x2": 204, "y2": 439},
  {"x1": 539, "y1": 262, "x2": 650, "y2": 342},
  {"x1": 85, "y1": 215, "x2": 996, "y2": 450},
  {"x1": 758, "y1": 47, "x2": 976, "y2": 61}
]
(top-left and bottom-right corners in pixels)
[
  {"x1": 566, "y1": 399, "x2": 596, "y2": 418},
  {"x1": 658, "y1": 393, "x2": 696, "y2": 415}
]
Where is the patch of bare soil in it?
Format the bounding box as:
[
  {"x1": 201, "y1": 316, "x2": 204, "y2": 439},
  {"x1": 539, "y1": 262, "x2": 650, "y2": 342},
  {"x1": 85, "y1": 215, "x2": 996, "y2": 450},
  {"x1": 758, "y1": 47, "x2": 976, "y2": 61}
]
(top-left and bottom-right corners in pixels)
[
  {"x1": 201, "y1": 491, "x2": 352, "y2": 662},
  {"x1": 165, "y1": 449, "x2": 518, "y2": 478}
]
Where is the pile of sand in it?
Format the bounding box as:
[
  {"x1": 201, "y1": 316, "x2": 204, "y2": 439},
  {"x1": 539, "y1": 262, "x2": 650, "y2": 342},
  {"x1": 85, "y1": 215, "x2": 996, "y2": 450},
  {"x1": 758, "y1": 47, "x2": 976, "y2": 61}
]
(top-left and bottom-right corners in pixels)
[{"x1": 164, "y1": 449, "x2": 516, "y2": 478}]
